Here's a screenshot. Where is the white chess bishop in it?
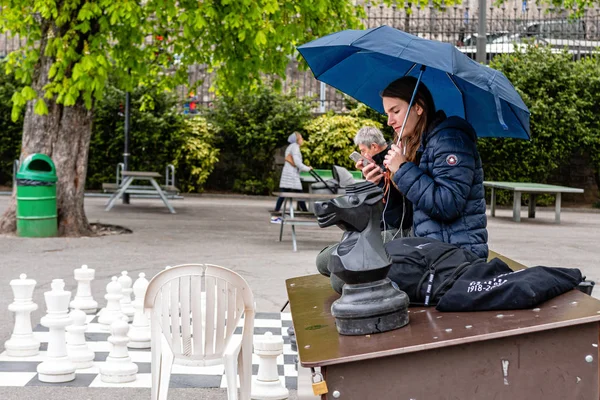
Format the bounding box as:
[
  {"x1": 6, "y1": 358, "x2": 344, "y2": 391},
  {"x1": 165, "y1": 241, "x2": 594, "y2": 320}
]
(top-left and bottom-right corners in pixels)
[
  {"x1": 66, "y1": 308, "x2": 95, "y2": 369},
  {"x1": 100, "y1": 316, "x2": 138, "y2": 383},
  {"x1": 118, "y1": 271, "x2": 135, "y2": 321},
  {"x1": 70, "y1": 265, "x2": 98, "y2": 314},
  {"x1": 4, "y1": 274, "x2": 40, "y2": 357},
  {"x1": 37, "y1": 279, "x2": 76, "y2": 383},
  {"x1": 128, "y1": 273, "x2": 151, "y2": 349},
  {"x1": 98, "y1": 276, "x2": 125, "y2": 330}
]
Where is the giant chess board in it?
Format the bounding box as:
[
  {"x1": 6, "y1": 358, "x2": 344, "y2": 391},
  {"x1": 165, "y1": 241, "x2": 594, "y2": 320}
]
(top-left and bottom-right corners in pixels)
[{"x1": 0, "y1": 311, "x2": 297, "y2": 389}]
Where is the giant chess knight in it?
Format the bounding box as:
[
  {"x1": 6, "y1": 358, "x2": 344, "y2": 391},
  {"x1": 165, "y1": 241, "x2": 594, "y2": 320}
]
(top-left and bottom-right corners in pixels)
[{"x1": 314, "y1": 181, "x2": 409, "y2": 335}]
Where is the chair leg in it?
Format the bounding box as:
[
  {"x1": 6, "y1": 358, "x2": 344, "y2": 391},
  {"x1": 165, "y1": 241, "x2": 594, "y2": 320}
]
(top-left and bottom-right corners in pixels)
[
  {"x1": 224, "y1": 353, "x2": 239, "y2": 400},
  {"x1": 157, "y1": 336, "x2": 174, "y2": 400},
  {"x1": 238, "y1": 347, "x2": 251, "y2": 400}
]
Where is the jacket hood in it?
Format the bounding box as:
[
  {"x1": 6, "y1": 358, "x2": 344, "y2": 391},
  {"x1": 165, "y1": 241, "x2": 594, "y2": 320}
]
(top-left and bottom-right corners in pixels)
[{"x1": 423, "y1": 111, "x2": 477, "y2": 145}]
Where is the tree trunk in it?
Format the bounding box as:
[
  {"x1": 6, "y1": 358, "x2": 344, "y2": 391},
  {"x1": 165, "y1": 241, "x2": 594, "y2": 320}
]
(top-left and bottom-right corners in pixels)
[{"x1": 0, "y1": 25, "x2": 93, "y2": 236}]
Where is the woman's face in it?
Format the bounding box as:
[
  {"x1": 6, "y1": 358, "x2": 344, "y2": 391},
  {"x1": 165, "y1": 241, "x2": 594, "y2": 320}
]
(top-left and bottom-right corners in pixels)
[
  {"x1": 296, "y1": 133, "x2": 304, "y2": 146},
  {"x1": 382, "y1": 96, "x2": 423, "y2": 140}
]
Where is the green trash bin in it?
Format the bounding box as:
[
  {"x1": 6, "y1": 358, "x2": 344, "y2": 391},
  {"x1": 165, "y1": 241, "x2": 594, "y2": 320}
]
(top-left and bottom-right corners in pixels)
[{"x1": 16, "y1": 154, "x2": 58, "y2": 237}]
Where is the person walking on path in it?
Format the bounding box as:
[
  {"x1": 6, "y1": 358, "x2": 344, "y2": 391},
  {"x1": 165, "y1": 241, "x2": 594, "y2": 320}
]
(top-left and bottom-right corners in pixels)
[{"x1": 272, "y1": 132, "x2": 312, "y2": 223}]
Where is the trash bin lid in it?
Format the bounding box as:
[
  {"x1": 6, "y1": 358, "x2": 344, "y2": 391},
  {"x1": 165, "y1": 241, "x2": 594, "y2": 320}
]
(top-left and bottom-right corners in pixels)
[{"x1": 16, "y1": 153, "x2": 57, "y2": 182}]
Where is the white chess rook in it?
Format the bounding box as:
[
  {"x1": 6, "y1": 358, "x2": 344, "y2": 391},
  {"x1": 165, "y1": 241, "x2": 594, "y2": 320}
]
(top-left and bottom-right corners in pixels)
[
  {"x1": 118, "y1": 271, "x2": 135, "y2": 321},
  {"x1": 98, "y1": 276, "x2": 125, "y2": 330},
  {"x1": 128, "y1": 273, "x2": 151, "y2": 349},
  {"x1": 4, "y1": 274, "x2": 40, "y2": 357},
  {"x1": 37, "y1": 279, "x2": 76, "y2": 383},
  {"x1": 66, "y1": 309, "x2": 95, "y2": 369},
  {"x1": 251, "y1": 331, "x2": 289, "y2": 400},
  {"x1": 100, "y1": 316, "x2": 138, "y2": 383},
  {"x1": 70, "y1": 264, "x2": 98, "y2": 314}
]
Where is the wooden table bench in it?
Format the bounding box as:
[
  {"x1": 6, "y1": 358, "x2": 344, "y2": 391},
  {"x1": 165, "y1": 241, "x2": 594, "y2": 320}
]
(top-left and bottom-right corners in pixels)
[
  {"x1": 287, "y1": 270, "x2": 600, "y2": 399},
  {"x1": 105, "y1": 171, "x2": 176, "y2": 214},
  {"x1": 272, "y1": 192, "x2": 339, "y2": 252},
  {"x1": 484, "y1": 181, "x2": 584, "y2": 223}
]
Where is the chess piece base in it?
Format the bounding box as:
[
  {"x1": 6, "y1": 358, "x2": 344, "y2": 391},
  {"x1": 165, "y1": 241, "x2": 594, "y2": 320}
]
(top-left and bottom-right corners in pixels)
[
  {"x1": 331, "y1": 278, "x2": 409, "y2": 336},
  {"x1": 100, "y1": 357, "x2": 138, "y2": 383},
  {"x1": 251, "y1": 378, "x2": 289, "y2": 400},
  {"x1": 37, "y1": 358, "x2": 76, "y2": 383},
  {"x1": 5, "y1": 336, "x2": 40, "y2": 357},
  {"x1": 127, "y1": 339, "x2": 151, "y2": 349}
]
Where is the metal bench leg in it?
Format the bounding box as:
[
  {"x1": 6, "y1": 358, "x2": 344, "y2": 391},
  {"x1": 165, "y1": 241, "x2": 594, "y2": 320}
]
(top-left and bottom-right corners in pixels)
[
  {"x1": 490, "y1": 187, "x2": 496, "y2": 217},
  {"x1": 555, "y1": 192, "x2": 561, "y2": 224},
  {"x1": 289, "y1": 199, "x2": 297, "y2": 252},
  {"x1": 149, "y1": 178, "x2": 176, "y2": 214},
  {"x1": 105, "y1": 177, "x2": 134, "y2": 211},
  {"x1": 279, "y1": 199, "x2": 287, "y2": 242},
  {"x1": 512, "y1": 191, "x2": 521, "y2": 222},
  {"x1": 528, "y1": 194, "x2": 537, "y2": 219}
]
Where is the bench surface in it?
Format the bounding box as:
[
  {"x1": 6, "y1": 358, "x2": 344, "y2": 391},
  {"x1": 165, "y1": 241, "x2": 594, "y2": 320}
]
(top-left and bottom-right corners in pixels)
[{"x1": 483, "y1": 181, "x2": 584, "y2": 193}]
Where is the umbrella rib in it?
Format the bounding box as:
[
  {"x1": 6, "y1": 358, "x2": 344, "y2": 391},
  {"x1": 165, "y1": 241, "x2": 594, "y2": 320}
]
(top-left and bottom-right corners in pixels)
[
  {"x1": 507, "y1": 102, "x2": 531, "y2": 140},
  {"x1": 445, "y1": 72, "x2": 465, "y2": 119}
]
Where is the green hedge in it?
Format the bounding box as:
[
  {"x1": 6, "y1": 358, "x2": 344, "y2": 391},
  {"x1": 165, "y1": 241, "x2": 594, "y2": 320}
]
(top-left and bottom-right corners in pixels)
[
  {"x1": 302, "y1": 110, "x2": 384, "y2": 169},
  {"x1": 202, "y1": 85, "x2": 312, "y2": 195},
  {"x1": 0, "y1": 73, "x2": 23, "y2": 186},
  {"x1": 480, "y1": 45, "x2": 600, "y2": 204},
  {"x1": 88, "y1": 84, "x2": 219, "y2": 192}
]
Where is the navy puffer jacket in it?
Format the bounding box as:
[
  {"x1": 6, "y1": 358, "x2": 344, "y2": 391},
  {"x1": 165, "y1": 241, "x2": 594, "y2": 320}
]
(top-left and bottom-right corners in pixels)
[{"x1": 392, "y1": 112, "x2": 488, "y2": 259}]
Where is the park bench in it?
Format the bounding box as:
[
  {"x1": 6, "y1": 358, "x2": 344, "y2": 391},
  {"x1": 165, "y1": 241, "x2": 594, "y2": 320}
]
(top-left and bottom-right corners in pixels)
[{"x1": 484, "y1": 181, "x2": 584, "y2": 223}]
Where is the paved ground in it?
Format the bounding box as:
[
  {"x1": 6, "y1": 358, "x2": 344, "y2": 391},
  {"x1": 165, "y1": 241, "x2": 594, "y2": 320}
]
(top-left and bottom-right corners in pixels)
[{"x1": 0, "y1": 194, "x2": 599, "y2": 399}]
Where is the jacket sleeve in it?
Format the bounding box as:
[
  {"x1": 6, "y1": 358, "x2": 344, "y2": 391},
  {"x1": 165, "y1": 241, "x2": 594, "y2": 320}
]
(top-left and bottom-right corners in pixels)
[
  {"x1": 291, "y1": 144, "x2": 311, "y2": 172},
  {"x1": 393, "y1": 130, "x2": 476, "y2": 222}
]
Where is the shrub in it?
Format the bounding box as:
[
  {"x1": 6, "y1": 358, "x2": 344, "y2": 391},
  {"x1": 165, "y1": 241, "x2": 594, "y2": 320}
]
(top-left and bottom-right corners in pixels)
[
  {"x1": 482, "y1": 45, "x2": 596, "y2": 204},
  {"x1": 88, "y1": 83, "x2": 218, "y2": 192},
  {"x1": 0, "y1": 72, "x2": 23, "y2": 186},
  {"x1": 302, "y1": 111, "x2": 384, "y2": 170},
  {"x1": 203, "y1": 85, "x2": 312, "y2": 195}
]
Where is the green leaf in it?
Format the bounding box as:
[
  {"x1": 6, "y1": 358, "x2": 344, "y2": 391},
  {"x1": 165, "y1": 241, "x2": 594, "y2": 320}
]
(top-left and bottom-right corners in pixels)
[{"x1": 34, "y1": 99, "x2": 49, "y2": 115}]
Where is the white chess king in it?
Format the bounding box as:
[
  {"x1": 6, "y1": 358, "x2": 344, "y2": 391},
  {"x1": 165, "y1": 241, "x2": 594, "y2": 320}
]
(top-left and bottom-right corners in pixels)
[{"x1": 4, "y1": 274, "x2": 40, "y2": 357}]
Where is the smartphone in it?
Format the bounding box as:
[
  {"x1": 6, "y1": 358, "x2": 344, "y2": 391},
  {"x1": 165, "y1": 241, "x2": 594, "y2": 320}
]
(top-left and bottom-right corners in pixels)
[{"x1": 349, "y1": 151, "x2": 371, "y2": 167}]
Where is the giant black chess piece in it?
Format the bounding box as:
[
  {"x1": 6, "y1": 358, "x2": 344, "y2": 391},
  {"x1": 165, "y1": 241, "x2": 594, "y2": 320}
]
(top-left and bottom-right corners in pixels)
[{"x1": 314, "y1": 181, "x2": 409, "y2": 335}]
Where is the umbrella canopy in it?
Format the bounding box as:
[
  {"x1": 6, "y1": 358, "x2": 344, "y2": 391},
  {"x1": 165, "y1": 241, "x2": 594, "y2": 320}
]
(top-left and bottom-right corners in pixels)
[{"x1": 298, "y1": 25, "x2": 530, "y2": 140}]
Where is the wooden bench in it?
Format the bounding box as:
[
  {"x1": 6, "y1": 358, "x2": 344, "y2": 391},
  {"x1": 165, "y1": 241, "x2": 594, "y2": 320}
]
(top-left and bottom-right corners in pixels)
[{"x1": 484, "y1": 181, "x2": 584, "y2": 223}]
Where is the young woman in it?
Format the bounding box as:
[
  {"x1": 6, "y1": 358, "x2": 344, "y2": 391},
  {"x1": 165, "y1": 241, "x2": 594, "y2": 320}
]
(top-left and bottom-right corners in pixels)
[{"x1": 362, "y1": 76, "x2": 488, "y2": 259}]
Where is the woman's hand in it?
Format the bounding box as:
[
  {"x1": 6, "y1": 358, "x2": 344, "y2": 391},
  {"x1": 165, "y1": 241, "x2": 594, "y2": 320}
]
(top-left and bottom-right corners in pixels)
[
  {"x1": 384, "y1": 144, "x2": 407, "y2": 174},
  {"x1": 361, "y1": 162, "x2": 384, "y2": 185}
]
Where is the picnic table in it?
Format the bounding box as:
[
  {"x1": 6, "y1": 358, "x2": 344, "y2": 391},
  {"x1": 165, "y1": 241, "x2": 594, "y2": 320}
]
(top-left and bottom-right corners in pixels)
[
  {"x1": 484, "y1": 181, "x2": 584, "y2": 223},
  {"x1": 287, "y1": 260, "x2": 600, "y2": 399},
  {"x1": 105, "y1": 171, "x2": 176, "y2": 214},
  {"x1": 273, "y1": 191, "x2": 339, "y2": 252}
]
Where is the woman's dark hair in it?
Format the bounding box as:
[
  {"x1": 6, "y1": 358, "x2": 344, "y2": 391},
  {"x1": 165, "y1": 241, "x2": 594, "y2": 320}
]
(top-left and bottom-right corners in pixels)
[{"x1": 381, "y1": 76, "x2": 436, "y2": 161}]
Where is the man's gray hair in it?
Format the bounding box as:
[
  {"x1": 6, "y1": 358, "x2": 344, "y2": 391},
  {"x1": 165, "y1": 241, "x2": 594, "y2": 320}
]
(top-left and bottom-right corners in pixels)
[{"x1": 354, "y1": 126, "x2": 387, "y2": 147}]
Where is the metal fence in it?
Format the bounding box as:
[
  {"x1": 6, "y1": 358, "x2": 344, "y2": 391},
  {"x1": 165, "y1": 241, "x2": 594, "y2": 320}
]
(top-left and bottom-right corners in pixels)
[{"x1": 1, "y1": 3, "x2": 599, "y2": 113}]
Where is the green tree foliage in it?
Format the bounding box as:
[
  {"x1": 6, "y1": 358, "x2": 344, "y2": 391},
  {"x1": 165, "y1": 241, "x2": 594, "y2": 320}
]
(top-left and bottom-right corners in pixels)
[
  {"x1": 1, "y1": 0, "x2": 367, "y2": 117},
  {"x1": 302, "y1": 111, "x2": 384, "y2": 170},
  {"x1": 89, "y1": 84, "x2": 218, "y2": 192},
  {"x1": 203, "y1": 85, "x2": 312, "y2": 195}
]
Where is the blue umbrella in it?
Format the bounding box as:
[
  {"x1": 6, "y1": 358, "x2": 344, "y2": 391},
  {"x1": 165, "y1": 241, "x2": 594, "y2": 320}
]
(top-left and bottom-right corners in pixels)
[{"x1": 297, "y1": 25, "x2": 530, "y2": 140}]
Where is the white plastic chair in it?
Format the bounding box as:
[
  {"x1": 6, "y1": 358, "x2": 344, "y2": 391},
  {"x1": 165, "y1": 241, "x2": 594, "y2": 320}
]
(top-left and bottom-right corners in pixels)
[{"x1": 144, "y1": 264, "x2": 255, "y2": 400}]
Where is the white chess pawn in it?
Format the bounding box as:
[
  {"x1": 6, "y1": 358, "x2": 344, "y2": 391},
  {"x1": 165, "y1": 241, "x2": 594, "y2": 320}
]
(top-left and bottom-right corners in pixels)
[
  {"x1": 66, "y1": 309, "x2": 95, "y2": 369},
  {"x1": 4, "y1": 274, "x2": 40, "y2": 357},
  {"x1": 37, "y1": 279, "x2": 76, "y2": 383},
  {"x1": 100, "y1": 316, "x2": 138, "y2": 383},
  {"x1": 98, "y1": 276, "x2": 125, "y2": 330},
  {"x1": 251, "y1": 331, "x2": 289, "y2": 400},
  {"x1": 128, "y1": 273, "x2": 151, "y2": 349},
  {"x1": 118, "y1": 271, "x2": 135, "y2": 321},
  {"x1": 70, "y1": 264, "x2": 98, "y2": 314}
]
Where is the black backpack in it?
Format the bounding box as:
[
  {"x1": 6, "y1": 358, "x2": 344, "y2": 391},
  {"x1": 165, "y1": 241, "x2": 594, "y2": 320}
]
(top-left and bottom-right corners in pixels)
[{"x1": 384, "y1": 237, "x2": 482, "y2": 306}]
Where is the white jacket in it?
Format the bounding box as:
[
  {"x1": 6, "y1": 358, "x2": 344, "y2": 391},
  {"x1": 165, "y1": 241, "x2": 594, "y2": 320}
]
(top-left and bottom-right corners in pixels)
[{"x1": 279, "y1": 143, "x2": 310, "y2": 190}]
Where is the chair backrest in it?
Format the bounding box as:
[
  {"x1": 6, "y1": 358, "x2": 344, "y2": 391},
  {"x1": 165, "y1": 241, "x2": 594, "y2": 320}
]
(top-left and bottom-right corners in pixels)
[{"x1": 144, "y1": 264, "x2": 255, "y2": 362}]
